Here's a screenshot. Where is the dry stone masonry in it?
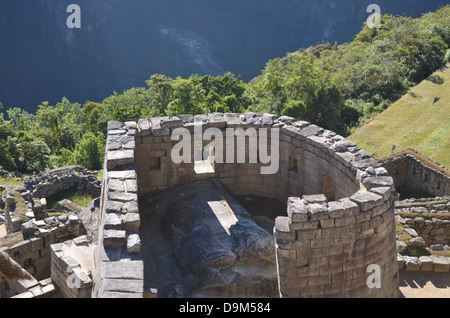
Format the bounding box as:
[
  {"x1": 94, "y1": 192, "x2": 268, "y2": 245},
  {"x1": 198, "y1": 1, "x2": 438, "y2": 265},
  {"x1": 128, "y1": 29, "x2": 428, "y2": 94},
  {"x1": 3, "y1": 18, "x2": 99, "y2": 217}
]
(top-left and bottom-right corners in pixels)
[
  {"x1": 93, "y1": 113, "x2": 399, "y2": 298},
  {"x1": 378, "y1": 149, "x2": 450, "y2": 198}
]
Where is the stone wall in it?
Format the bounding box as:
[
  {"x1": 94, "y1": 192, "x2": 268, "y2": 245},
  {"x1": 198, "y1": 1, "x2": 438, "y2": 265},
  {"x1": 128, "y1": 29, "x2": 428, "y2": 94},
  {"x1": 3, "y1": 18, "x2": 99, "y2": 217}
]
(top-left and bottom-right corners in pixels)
[
  {"x1": 23, "y1": 166, "x2": 101, "y2": 199},
  {"x1": 395, "y1": 197, "x2": 450, "y2": 246},
  {"x1": 50, "y1": 236, "x2": 94, "y2": 298},
  {"x1": 378, "y1": 149, "x2": 450, "y2": 198},
  {"x1": 92, "y1": 121, "x2": 145, "y2": 298},
  {"x1": 99, "y1": 113, "x2": 399, "y2": 298},
  {"x1": 0, "y1": 213, "x2": 84, "y2": 283}
]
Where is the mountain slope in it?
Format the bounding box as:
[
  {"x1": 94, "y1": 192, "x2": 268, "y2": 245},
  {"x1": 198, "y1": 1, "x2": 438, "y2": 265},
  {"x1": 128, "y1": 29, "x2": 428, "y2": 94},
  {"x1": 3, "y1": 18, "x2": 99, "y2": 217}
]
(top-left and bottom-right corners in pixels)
[
  {"x1": 348, "y1": 63, "x2": 450, "y2": 168},
  {"x1": 0, "y1": 0, "x2": 447, "y2": 112}
]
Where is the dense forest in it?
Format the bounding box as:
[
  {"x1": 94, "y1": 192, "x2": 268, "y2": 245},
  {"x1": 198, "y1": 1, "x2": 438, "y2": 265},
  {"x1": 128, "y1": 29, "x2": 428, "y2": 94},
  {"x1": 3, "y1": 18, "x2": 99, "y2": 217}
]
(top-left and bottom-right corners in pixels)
[
  {"x1": 0, "y1": 0, "x2": 447, "y2": 112},
  {"x1": 0, "y1": 5, "x2": 449, "y2": 174}
]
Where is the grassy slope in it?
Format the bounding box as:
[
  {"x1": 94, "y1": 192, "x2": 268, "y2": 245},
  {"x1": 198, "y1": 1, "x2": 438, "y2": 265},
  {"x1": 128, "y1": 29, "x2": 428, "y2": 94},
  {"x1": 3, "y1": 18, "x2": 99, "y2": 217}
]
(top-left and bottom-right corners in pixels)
[{"x1": 348, "y1": 63, "x2": 450, "y2": 168}]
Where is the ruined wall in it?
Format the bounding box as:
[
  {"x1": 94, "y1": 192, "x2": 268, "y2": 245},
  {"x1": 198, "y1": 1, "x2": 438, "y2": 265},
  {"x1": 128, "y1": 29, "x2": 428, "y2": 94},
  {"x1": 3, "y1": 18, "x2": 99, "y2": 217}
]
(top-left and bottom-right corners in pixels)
[
  {"x1": 378, "y1": 149, "x2": 450, "y2": 198},
  {"x1": 1, "y1": 215, "x2": 84, "y2": 282},
  {"x1": 92, "y1": 121, "x2": 145, "y2": 298},
  {"x1": 98, "y1": 113, "x2": 399, "y2": 298},
  {"x1": 23, "y1": 166, "x2": 101, "y2": 199},
  {"x1": 396, "y1": 197, "x2": 450, "y2": 246},
  {"x1": 135, "y1": 113, "x2": 361, "y2": 202}
]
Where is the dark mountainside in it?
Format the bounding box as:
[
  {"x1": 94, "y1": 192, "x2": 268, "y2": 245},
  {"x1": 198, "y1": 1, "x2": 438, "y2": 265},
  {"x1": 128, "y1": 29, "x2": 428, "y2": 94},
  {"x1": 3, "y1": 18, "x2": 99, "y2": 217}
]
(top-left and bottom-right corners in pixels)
[{"x1": 0, "y1": 0, "x2": 447, "y2": 113}]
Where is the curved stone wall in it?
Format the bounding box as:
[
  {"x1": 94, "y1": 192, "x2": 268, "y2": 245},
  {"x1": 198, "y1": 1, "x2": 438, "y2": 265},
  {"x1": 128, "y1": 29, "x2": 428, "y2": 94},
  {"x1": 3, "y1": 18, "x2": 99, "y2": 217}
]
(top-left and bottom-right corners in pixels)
[{"x1": 100, "y1": 112, "x2": 399, "y2": 298}]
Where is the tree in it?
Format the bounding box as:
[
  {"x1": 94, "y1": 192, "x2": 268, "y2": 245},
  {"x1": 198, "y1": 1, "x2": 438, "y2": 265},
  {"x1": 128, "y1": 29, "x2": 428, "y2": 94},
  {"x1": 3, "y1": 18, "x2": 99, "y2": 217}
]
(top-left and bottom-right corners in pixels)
[{"x1": 72, "y1": 132, "x2": 105, "y2": 170}]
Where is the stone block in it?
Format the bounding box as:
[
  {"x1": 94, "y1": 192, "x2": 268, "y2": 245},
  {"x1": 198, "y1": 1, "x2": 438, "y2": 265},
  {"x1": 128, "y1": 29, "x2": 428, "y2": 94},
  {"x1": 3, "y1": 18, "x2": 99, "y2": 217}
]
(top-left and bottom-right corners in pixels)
[
  {"x1": 106, "y1": 200, "x2": 124, "y2": 214},
  {"x1": 404, "y1": 256, "x2": 420, "y2": 271},
  {"x1": 108, "y1": 170, "x2": 137, "y2": 180},
  {"x1": 287, "y1": 197, "x2": 308, "y2": 223},
  {"x1": 397, "y1": 254, "x2": 405, "y2": 269},
  {"x1": 160, "y1": 116, "x2": 183, "y2": 129},
  {"x1": 350, "y1": 189, "x2": 383, "y2": 211},
  {"x1": 302, "y1": 194, "x2": 328, "y2": 205},
  {"x1": 103, "y1": 230, "x2": 127, "y2": 248},
  {"x1": 275, "y1": 217, "x2": 295, "y2": 241},
  {"x1": 328, "y1": 201, "x2": 345, "y2": 218},
  {"x1": 108, "y1": 192, "x2": 138, "y2": 202},
  {"x1": 309, "y1": 204, "x2": 329, "y2": 221},
  {"x1": 208, "y1": 113, "x2": 226, "y2": 128},
  {"x1": 108, "y1": 121, "x2": 124, "y2": 131},
  {"x1": 431, "y1": 255, "x2": 449, "y2": 272},
  {"x1": 104, "y1": 213, "x2": 123, "y2": 230},
  {"x1": 123, "y1": 213, "x2": 140, "y2": 231},
  {"x1": 362, "y1": 176, "x2": 394, "y2": 189},
  {"x1": 102, "y1": 278, "x2": 143, "y2": 294},
  {"x1": 418, "y1": 256, "x2": 433, "y2": 271}
]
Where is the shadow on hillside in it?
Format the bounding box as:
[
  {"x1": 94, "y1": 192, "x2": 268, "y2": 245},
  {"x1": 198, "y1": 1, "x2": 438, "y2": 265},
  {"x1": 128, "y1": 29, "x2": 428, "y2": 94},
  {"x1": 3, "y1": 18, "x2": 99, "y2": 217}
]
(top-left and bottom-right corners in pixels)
[{"x1": 426, "y1": 74, "x2": 444, "y2": 85}]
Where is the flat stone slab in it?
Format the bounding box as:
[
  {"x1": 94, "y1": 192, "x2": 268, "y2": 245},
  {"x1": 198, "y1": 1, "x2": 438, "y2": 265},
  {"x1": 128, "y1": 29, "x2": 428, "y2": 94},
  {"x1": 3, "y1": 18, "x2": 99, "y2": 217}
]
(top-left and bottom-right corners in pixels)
[
  {"x1": 102, "y1": 260, "x2": 144, "y2": 280},
  {"x1": 419, "y1": 256, "x2": 433, "y2": 271},
  {"x1": 287, "y1": 197, "x2": 308, "y2": 223},
  {"x1": 107, "y1": 150, "x2": 135, "y2": 169},
  {"x1": 404, "y1": 256, "x2": 420, "y2": 271},
  {"x1": 103, "y1": 230, "x2": 127, "y2": 248},
  {"x1": 102, "y1": 278, "x2": 143, "y2": 294},
  {"x1": 350, "y1": 190, "x2": 383, "y2": 211},
  {"x1": 431, "y1": 255, "x2": 450, "y2": 272}
]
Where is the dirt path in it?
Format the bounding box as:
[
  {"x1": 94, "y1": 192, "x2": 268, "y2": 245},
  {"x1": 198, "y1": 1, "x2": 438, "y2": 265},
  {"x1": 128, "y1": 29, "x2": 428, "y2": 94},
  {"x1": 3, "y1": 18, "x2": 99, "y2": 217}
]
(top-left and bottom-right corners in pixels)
[{"x1": 399, "y1": 269, "x2": 450, "y2": 298}]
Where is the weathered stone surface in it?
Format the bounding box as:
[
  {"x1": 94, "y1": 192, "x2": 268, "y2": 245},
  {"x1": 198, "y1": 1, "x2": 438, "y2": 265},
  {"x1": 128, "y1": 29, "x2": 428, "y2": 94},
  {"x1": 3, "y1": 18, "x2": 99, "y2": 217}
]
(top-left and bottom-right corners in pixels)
[
  {"x1": 224, "y1": 113, "x2": 242, "y2": 127},
  {"x1": 178, "y1": 114, "x2": 194, "y2": 123},
  {"x1": 160, "y1": 116, "x2": 183, "y2": 129},
  {"x1": 140, "y1": 179, "x2": 278, "y2": 297},
  {"x1": 431, "y1": 255, "x2": 449, "y2": 272},
  {"x1": 303, "y1": 194, "x2": 328, "y2": 205},
  {"x1": 107, "y1": 150, "x2": 135, "y2": 169},
  {"x1": 137, "y1": 118, "x2": 151, "y2": 135},
  {"x1": 350, "y1": 189, "x2": 383, "y2": 211},
  {"x1": 328, "y1": 201, "x2": 345, "y2": 219},
  {"x1": 123, "y1": 213, "x2": 140, "y2": 231},
  {"x1": 297, "y1": 124, "x2": 323, "y2": 138},
  {"x1": 103, "y1": 230, "x2": 127, "y2": 248},
  {"x1": 409, "y1": 236, "x2": 426, "y2": 248},
  {"x1": 208, "y1": 113, "x2": 226, "y2": 128},
  {"x1": 108, "y1": 121, "x2": 124, "y2": 131},
  {"x1": 396, "y1": 240, "x2": 407, "y2": 253},
  {"x1": 108, "y1": 170, "x2": 137, "y2": 180},
  {"x1": 106, "y1": 200, "x2": 124, "y2": 214},
  {"x1": 103, "y1": 261, "x2": 144, "y2": 280},
  {"x1": 309, "y1": 204, "x2": 329, "y2": 221},
  {"x1": 362, "y1": 176, "x2": 394, "y2": 188},
  {"x1": 104, "y1": 213, "x2": 122, "y2": 230},
  {"x1": 418, "y1": 256, "x2": 433, "y2": 271},
  {"x1": 102, "y1": 278, "x2": 143, "y2": 294},
  {"x1": 404, "y1": 256, "x2": 420, "y2": 271},
  {"x1": 287, "y1": 197, "x2": 308, "y2": 223},
  {"x1": 127, "y1": 234, "x2": 141, "y2": 254},
  {"x1": 260, "y1": 113, "x2": 278, "y2": 127}
]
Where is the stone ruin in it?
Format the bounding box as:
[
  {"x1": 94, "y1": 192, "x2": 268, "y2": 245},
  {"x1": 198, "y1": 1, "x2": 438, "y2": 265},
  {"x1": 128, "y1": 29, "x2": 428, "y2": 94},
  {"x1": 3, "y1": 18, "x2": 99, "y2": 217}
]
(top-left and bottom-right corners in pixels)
[
  {"x1": 0, "y1": 112, "x2": 407, "y2": 298},
  {"x1": 88, "y1": 113, "x2": 399, "y2": 298},
  {"x1": 377, "y1": 149, "x2": 450, "y2": 273},
  {"x1": 0, "y1": 167, "x2": 101, "y2": 297}
]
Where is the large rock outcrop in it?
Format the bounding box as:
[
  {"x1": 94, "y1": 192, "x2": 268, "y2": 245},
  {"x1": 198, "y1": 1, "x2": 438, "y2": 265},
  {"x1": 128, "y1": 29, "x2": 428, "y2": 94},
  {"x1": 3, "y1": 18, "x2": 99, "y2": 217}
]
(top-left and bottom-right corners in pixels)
[{"x1": 140, "y1": 179, "x2": 278, "y2": 297}]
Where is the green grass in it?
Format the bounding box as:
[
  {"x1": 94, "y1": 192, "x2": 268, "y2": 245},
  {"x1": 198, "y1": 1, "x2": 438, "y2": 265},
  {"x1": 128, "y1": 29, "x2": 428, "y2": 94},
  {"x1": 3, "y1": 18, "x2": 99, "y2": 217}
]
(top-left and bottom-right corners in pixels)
[
  {"x1": 0, "y1": 176, "x2": 25, "y2": 188},
  {"x1": 349, "y1": 63, "x2": 450, "y2": 168},
  {"x1": 46, "y1": 187, "x2": 94, "y2": 209}
]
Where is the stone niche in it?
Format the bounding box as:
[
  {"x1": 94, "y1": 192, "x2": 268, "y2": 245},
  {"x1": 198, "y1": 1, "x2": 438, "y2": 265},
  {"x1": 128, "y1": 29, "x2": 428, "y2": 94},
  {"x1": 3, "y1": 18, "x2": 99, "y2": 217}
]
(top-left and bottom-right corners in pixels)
[{"x1": 96, "y1": 113, "x2": 399, "y2": 298}]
